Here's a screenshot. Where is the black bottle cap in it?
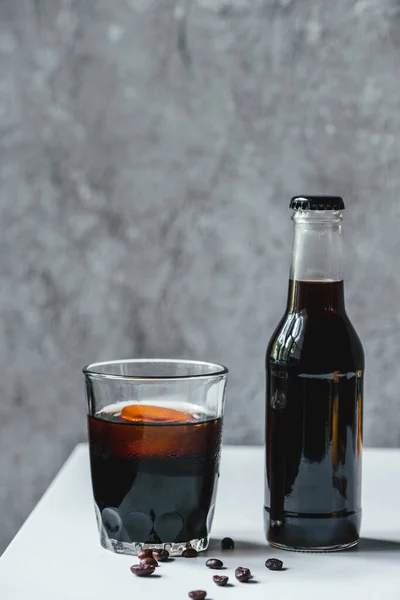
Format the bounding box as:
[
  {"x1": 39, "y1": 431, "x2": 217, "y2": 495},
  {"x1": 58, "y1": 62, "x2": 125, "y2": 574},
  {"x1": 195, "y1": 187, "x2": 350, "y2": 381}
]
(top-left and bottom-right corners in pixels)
[{"x1": 290, "y1": 196, "x2": 345, "y2": 211}]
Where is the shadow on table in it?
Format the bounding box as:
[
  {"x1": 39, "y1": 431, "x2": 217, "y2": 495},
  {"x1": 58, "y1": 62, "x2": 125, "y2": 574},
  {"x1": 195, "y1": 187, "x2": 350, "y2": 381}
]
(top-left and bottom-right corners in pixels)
[
  {"x1": 352, "y1": 537, "x2": 400, "y2": 553},
  {"x1": 208, "y1": 537, "x2": 400, "y2": 555}
]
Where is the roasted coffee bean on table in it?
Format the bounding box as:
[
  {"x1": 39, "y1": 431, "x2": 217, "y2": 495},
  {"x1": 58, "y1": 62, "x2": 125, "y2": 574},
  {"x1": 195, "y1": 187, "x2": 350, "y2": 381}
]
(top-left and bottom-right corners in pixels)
[
  {"x1": 188, "y1": 590, "x2": 207, "y2": 600},
  {"x1": 152, "y1": 549, "x2": 169, "y2": 562},
  {"x1": 140, "y1": 557, "x2": 158, "y2": 567},
  {"x1": 182, "y1": 548, "x2": 198, "y2": 558},
  {"x1": 213, "y1": 575, "x2": 229, "y2": 587},
  {"x1": 130, "y1": 564, "x2": 155, "y2": 577},
  {"x1": 138, "y1": 549, "x2": 153, "y2": 560},
  {"x1": 235, "y1": 566, "x2": 251, "y2": 582},
  {"x1": 205, "y1": 558, "x2": 223, "y2": 569},
  {"x1": 265, "y1": 558, "x2": 283, "y2": 570},
  {"x1": 220, "y1": 537, "x2": 235, "y2": 550}
]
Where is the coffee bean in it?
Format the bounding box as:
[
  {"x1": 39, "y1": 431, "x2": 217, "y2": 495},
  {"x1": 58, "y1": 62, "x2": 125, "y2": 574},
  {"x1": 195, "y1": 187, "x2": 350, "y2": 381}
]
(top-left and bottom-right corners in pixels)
[
  {"x1": 140, "y1": 557, "x2": 158, "y2": 567},
  {"x1": 206, "y1": 558, "x2": 223, "y2": 569},
  {"x1": 152, "y1": 549, "x2": 169, "y2": 562},
  {"x1": 138, "y1": 549, "x2": 153, "y2": 560},
  {"x1": 182, "y1": 548, "x2": 198, "y2": 558},
  {"x1": 221, "y1": 537, "x2": 235, "y2": 550},
  {"x1": 213, "y1": 575, "x2": 229, "y2": 586},
  {"x1": 188, "y1": 591, "x2": 207, "y2": 600},
  {"x1": 235, "y1": 566, "x2": 251, "y2": 583},
  {"x1": 130, "y1": 564, "x2": 155, "y2": 577},
  {"x1": 265, "y1": 558, "x2": 283, "y2": 571}
]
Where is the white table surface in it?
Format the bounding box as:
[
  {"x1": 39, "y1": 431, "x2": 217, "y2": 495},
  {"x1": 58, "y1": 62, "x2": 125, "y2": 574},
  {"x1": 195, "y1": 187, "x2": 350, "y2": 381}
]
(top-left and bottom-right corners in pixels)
[{"x1": 1, "y1": 445, "x2": 400, "y2": 599}]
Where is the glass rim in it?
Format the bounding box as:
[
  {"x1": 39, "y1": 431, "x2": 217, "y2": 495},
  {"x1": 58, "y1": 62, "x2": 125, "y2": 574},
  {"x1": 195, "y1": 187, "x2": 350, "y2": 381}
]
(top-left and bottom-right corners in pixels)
[
  {"x1": 292, "y1": 210, "x2": 343, "y2": 224},
  {"x1": 82, "y1": 358, "x2": 229, "y2": 382}
]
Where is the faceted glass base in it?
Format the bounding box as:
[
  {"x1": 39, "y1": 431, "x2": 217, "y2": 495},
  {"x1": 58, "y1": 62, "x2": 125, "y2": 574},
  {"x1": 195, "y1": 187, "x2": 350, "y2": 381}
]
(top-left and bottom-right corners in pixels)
[
  {"x1": 99, "y1": 531, "x2": 209, "y2": 556},
  {"x1": 269, "y1": 539, "x2": 359, "y2": 553}
]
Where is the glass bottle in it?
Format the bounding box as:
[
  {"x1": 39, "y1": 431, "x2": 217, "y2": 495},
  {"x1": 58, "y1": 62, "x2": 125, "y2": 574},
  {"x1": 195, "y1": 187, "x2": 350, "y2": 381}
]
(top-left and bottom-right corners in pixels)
[{"x1": 265, "y1": 196, "x2": 364, "y2": 552}]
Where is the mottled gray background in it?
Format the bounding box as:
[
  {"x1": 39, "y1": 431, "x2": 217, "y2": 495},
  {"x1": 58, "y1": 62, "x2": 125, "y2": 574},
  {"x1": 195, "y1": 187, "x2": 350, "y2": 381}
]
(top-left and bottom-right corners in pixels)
[{"x1": 1, "y1": 0, "x2": 400, "y2": 553}]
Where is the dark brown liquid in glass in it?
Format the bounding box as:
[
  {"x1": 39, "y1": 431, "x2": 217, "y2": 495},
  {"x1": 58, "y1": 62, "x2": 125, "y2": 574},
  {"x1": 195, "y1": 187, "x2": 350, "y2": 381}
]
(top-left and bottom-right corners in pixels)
[
  {"x1": 265, "y1": 279, "x2": 364, "y2": 550},
  {"x1": 89, "y1": 405, "x2": 222, "y2": 546}
]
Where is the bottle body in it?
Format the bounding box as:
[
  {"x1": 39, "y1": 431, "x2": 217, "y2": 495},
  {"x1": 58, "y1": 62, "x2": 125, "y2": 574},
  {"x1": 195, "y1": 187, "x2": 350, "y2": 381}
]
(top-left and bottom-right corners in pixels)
[{"x1": 264, "y1": 200, "x2": 364, "y2": 552}]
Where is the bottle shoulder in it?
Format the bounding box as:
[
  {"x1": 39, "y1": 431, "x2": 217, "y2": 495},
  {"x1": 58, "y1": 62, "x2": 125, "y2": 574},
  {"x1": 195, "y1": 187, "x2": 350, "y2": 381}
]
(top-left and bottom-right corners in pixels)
[{"x1": 267, "y1": 310, "x2": 364, "y2": 371}]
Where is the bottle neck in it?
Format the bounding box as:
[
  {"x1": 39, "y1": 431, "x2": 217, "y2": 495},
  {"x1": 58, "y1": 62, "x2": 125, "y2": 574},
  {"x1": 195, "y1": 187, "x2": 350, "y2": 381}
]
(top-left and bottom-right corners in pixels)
[{"x1": 288, "y1": 211, "x2": 345, "y2": 313}]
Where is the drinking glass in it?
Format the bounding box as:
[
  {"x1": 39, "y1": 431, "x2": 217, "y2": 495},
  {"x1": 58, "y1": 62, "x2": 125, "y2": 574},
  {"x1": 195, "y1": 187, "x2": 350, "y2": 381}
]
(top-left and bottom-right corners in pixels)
[{"x1": 83, "y1": 359, "x2": 228, "y2": 556}]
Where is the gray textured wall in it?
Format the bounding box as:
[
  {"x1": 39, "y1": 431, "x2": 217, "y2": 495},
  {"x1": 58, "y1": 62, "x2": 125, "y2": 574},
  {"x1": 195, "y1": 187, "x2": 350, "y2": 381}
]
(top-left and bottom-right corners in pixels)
[{"x1": 1, "y1": 0, "x2": 400, "y2": 553}]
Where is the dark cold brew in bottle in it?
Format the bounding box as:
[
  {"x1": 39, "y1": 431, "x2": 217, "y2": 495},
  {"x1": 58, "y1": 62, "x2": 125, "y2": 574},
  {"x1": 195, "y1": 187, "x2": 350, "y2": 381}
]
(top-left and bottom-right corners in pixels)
[{"x1": 265, "y1": 196, "x2": 364, "y2": 551}]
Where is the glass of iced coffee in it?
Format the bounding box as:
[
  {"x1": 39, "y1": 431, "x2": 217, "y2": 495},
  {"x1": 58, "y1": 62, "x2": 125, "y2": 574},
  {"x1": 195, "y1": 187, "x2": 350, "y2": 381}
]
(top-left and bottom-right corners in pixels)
[{"x1": 84, "y1": 359, "x2": 228, "y2": 556}]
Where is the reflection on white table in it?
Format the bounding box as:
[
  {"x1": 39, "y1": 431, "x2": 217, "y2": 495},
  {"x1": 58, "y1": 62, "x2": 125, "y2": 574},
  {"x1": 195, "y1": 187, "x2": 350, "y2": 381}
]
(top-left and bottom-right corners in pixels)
[{"x1": 1, "y1": 446, "x2": 399, "y2": 599}]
